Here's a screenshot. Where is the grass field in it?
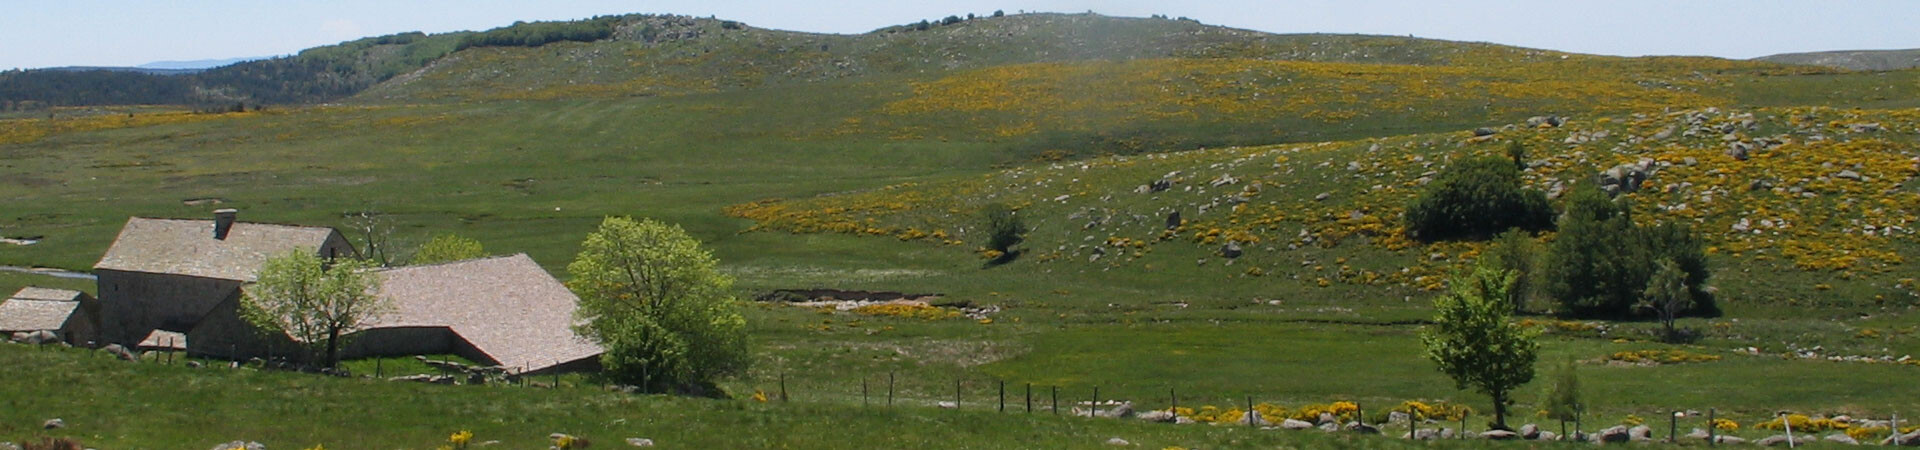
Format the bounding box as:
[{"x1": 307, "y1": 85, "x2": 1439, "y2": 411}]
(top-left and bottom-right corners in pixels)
[{"x1": 5, "y1": 12, "x2": 1920, "y2": 448}]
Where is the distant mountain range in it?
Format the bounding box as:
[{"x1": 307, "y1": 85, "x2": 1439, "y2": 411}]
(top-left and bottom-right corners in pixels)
[{"x1": 1755, "y1": 48, "x2": 1920, "y2": 71}]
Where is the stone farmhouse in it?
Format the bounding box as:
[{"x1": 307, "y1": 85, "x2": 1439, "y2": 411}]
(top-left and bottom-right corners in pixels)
[
  {"x1": 89, "y1": 210, "x2": 602, "y2": 374},
  {"x1": 0, "y1": 287, "x2": 100, "y2": 346},
  {"x1": 93, "y1": 209, "x2": 356, "y2": 346}
]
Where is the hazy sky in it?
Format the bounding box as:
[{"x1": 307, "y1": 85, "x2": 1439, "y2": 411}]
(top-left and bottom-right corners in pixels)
[{"x1": 5, "y1": 1, "x2": 1918, "y2": 70}]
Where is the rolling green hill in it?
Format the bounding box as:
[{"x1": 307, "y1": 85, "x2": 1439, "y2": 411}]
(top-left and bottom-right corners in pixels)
[{"x1": 6, "y1": 11, "x2": 1920, "y2": 448}]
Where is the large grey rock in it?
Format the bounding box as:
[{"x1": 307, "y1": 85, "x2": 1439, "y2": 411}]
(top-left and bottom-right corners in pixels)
[
  {"x1": 14, "y1": 330, "x2": 58, "y2": 345},
  {"x1": 43, "y1": 418, "x2": 64, "y2": 429},
  {"x1": 1316, "y1": 412, "x2": 1337, "y2": 425},
  {"x1": 1685, "y1": 428, "x2": 1711, "y2": 440},
  {"x1": 625, "y1": 438, "x2": 655, "y2": 447},
  {"x1": 1535, "y1": 431, "x2": 1557, "y2": 441},
  {"x1": 1473, "y1": 127, "x2": 1497, "y2": 137},
  {"x1": 1387, "y1": 411, "x2": 1410, "y2": 424},
  {"x1": 102, "y1": 344, "x2": 138, "y2": 361},
  {"x1": 1518, "y1": 423, "x2": 1539, "y2": 439},
  {"x1": 1096, "y1": 402, "x2": 1134, "y2": 419},
  {"x1": 1318, "y1": 422, "x2": 1340, "y2": 432},
  {"x1": 1403, "y1": 428, "x2": 1439, "y2": 440},
  {"x1": 1715, "y1": 435, "x2": 1746, "y2": 444},
  {"x1": 1279, "y1": 418, "x2": 1314, "y2": 430},
  {"x1": 209, "y1": 441, "x2": 265, "y2": 450},
  {"x1": 1104, "y1": 437, "x2": 1129, "y2": 446},
  {"x1": 1238, "y1": 411, "x2": 1269, "y2": 427},
  {"x1": 1594, "y1": 425, "x2": 1632, "y2": 443},
  {"x1": 1220, "y1": 242, "x2": 1242, "y2": 259},
  {"x1": 1823, "y1": 433, "x2": 1859, "y2": 445},
  {"x1": 1136, "y1": 410, "x2": 1176, "y2": 423},
  {"x1": 1628, "y1": 424, "x2": 1653, "y2": 441},
  {"x1": 1481, "y1": 430, "x2": 1519, "y2": 440},
  {"x1": 1345, "y1": 422, "x2": 1380, "y2": 434}
]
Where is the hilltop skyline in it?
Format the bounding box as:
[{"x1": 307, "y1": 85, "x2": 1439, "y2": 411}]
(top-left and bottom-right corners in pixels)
[{"x1": 4, "y1": 0, "x2": 1919, "y2": 70}]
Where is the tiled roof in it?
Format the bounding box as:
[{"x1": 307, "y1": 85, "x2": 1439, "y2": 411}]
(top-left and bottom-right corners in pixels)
[
  {"x1": 94, "y1": 217, "x2": 338, "y2": 281},
  {"x1": 365, "y1": 254, "x2": 602, "y2": 373},
  {"x1": 0, "y1": 287, "x2": 84, "y2": 331}
]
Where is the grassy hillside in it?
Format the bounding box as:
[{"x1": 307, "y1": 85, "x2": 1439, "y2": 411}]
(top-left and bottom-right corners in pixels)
[{"x1": 6, "y1": 11, "x2": 1920, "y2": 448}]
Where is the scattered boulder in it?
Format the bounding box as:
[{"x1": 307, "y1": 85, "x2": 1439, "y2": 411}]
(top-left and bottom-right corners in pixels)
[
  {"x1": 1756, "y1": 434, "x2": 1804, "y2": 447},
  {"x1": 1472, "y1": 127, "x2": 1497, "y2": 137},
  {"x1": 1136, "y1": 410, "x2": 1176, "y2": 423},
  {"x1": 1823, "y1": 433, "x2": 1859, "y2": 445},
  {"x1": 937, "y1": 401, "x2": 958, "y2": 409},
  {"x1": 12, "y1": 330, "x2": 58, "y2": 345},
  {"x1": 1097, "y1": 402, "x2": 1134, "y2": 419},
  {"x1": 1316, "y1": 412, "x2": 1337, "y2": 425},
  {"x1": 625, "y1": 437, "x2": 655, "y2": 447},
  {"x1": 102, "y1": 344, "x2": 138, "y2": 361},
  {"x1": 1535, "y1": 431, "x2": 1557, "y2": 441},
  {"x1": 1220, "y1": 242, "x2": 1242, "y2": 259},
  {"x1": 1594, "y1": 425, "x2": 1631, "y2": 443},
  {"x1": 1889, "y1": 429, "x2": 1920, "y2": 446},
  {"x1": 1149, "y1": 179, "x2": 1172, "y2": 192},
  {"x1": 1402, "y1": 428, "x2": 1439, "y2": 440},
  {"x1": 1527, "y1": 115, "x2": 1565, "y2": 128},
  {"x1": 1685, "y1": 428, "x2": 1711, "y2": 440},
  {"x1": 186, "y1": 361, "x2": 204, "y2": 369},
  {"x1": 1629, "y1": 424, "x2": 1653, "y2": 441},
  {"x1": 1165, "y1": 212, "x2": 1181, "y2": 230},
  {"x1": 1238, "y1": 411, "x2": 1269, "y2": 427},
  {"x1": 1313, "y1": 192, "x2": 1331, "y2": 202},
  {"x1": 1600, "y1": 160, "x2": 1654, "y2": 195},
  {"x1": 1481, "y1": 429, "x2": 1519, "y2": 440},
  {"x1": 1518, "y1": 423, "x2": 1539, "y2": 439},
  {"x1": 1727, "y1": 141, "x2": 1752, "y2": 160},
  {"x1": 209, "y1": 441, "x2": 265, "y2": 450},
  {"x1": 1387, "y1": 411, "x2": 1409, "y2": 424},
  {"x1": 1318, "y1": 422, "x2": 1339, "y2": 432},
  {"x1": 1104, "y1": 437, "x2": 1129, "y2": 446},
  {"x1": 1345, "y1": 422, "x2": 1380, "y2": 434},
  {"x1": 43, "y1": 418, "x2": 64, "y2": 429},
  {"x1": 1835, "y1": 170, "x2": 1864, "y2": 181},
  {"x1": 1279, "y1": 418, "x2": 1314, "y2": 430},
  {"x1": 1715, "y1": 435, "x2": 1747, "y2": 445}
]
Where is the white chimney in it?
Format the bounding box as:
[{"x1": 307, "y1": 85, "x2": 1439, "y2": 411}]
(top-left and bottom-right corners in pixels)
[{"x1": 213, "y1": 209, "x2": 238, "y2": 240}]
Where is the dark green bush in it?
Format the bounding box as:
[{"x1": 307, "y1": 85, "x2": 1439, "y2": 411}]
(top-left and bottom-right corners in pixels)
[
  {"x1": 1403, "y1": 155, "x2": 1554, "y2": 241},
  {"x1": 1542, "y1": 183, "x2": 1716, "y2": 318}
]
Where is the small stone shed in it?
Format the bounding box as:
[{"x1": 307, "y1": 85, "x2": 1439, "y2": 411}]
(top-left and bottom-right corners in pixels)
[{"x1": 0, "y1": 287, "x2": 100, "y2": 345}]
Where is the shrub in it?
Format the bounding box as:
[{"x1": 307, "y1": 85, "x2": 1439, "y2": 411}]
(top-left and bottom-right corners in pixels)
[
  {"x1": 1403, "y1": 155, "x2": 1554, "y2": 241},
  {"x1": 981, "y1": 203, "x2": 1027, "y2": 257},
  {"x1": 568, "y1": 217, "x2": 748, "y2": 394},
  {"x1": 1544, "y1": 183, "x2": 1716, "y2": 318}
]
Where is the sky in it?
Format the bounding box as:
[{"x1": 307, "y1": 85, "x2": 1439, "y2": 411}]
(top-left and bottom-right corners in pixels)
[{"x1": 4, "y1": 0, "x2": 1918, "y2": 70}]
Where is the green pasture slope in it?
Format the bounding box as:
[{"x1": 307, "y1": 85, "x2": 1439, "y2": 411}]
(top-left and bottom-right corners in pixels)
[{"x1": 4, "y1": 12, "x2": 1920, "y2": 447}]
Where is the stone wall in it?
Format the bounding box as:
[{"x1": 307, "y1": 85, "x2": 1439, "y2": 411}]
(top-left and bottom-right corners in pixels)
[{"x1": 97, "y1": 269, "x2": 242, "y2": 345}]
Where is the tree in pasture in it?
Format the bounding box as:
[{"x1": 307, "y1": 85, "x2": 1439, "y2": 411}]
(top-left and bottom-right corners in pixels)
[
  {"x1": 412, "y1": 234, "x2": 486, "y2": 265},
  {"x1": 566, "y1": 216, "x2": 748, "y2": 394},
  {"x1": 1421, "y1": 265, "x2": 1539, "y2": 430}
]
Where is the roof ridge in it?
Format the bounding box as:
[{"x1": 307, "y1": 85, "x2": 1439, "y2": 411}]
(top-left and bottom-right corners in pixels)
[
  {"x1": 129, "y1": 216, "x2": 337, "y2": 231},
  {"x1": 376, "y1": 253, "x2": 532, "y2": 272}
]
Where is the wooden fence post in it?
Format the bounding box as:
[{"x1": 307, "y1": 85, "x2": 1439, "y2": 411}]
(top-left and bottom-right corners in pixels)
[
  {"x1": 1669, "y1": 410, "x2": 1679, "y2": 443},
  {"x1": 1247, "y1": 395, "x2": 1255, "y2": 427},
  {"x1": 887, "y1": 372, "x2": 895, "y2": 407},
  {"x1": 1170, "y1": 387, "x2": 1178, "y2": 421},
  {"x1": 1091, "y1": 386, "x2": 1100, "y2": 418},
  {"x1": 1025, "y1": 383, "x2": 1032, "y2": 413},
  {"x1": 1051, "y1": 385, "x2": 1058, "y2": 415},
  {"x1": 998, "y1": 379, "x2": 1005, "y2": 412},
  {"x1": 1707, "y1": 408, "x2": 1716, "y2": 446},
  {"x1": 954, "y1": 378, "x2": 962, "y2": 409},
  {"x1": 862, "y1": 378, "x2": 869, "y2": 407}
]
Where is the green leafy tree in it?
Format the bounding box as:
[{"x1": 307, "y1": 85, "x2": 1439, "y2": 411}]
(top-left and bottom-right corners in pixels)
[
  {"x1": 1544, "y1": 182, "x2": 1715, "y2": 318},
  {"x1": 412, "y1": 234, "x2": 486, "y2": 265},
  {"x1": 1541, "y1": 357, "x2": 1584, "y2": 436},
  {"x1": 1482, "y1": 230, "x2": 1541, "y2": 313},
  {"x1": 982, "y1": 203, "x2": 1027, "y2": 260},
  {"x1": 1638, "y1": 259, "x2": 1694, "y2": 341},
  {"x1": 567, "y1": 216, "x2": 748, "y2": 393},
  {"x1": 242, "y1": 250, "x2": 387, "y2": 368},
  {"x1": 1421, "y1": 265, "x2": 1539, "y2": 430},
  {"x1": 1404, "y1": 155, "x2": 1554, "y2": 242}
]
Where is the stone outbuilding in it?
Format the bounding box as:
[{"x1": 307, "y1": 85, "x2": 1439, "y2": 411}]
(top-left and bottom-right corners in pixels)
[
  {"x1": 92, "y1": 209, "x2": 356, "y2": 345},
  {"x1": 0, "y1": 287, "x2": 100, "y2": 346},
  {"x1": 189, "y1": 253, "x2": 603, "y2": 375}
]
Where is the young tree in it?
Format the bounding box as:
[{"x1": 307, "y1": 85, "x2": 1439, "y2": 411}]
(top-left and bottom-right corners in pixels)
[
  {"x1": 1545, "y1": 183, "x2": 1716, "y2": 318},
  {"x1": 567, "y1": 216, "x2": 748, "y2": 394},
  {"x1": 1541, "y1": 357, "x2": 1585, "y2": 437},
  {"x1": 1638, "y1": 259, "x2": 1693, "y2": 341},
  {"x1": 1421, "y1": 265, "x2": 1539, "y2": 430},
  {"x1": 242, "y1": 250, "x2": 387, "y2": 368},
  {"x1": 1482, "y1": 230, "x2": 1541, "y2": 313},
  {"x1": 344, "y1": 209, "x2": 415, "y2": 267},
  {"x1": 412, "y1": 234, "x2": 486, "y2": 265},
  {"x1": 981, "y1": 202, "x2": 1027, "y2": 263}
]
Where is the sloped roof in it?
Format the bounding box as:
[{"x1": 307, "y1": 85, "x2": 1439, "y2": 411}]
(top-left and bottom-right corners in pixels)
[
  {"x1": 95, "y1": 217, "x2": 340, "y2": 281},
  {"x1": 138, "y1": 329, "x2": 188, "y2": 350},
  {"x1": 0, "y1": 287, "x2": 85, "y2": 331},
  {"x1": 364, "y1": 254, "x2": 602, "y2": 373}
]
